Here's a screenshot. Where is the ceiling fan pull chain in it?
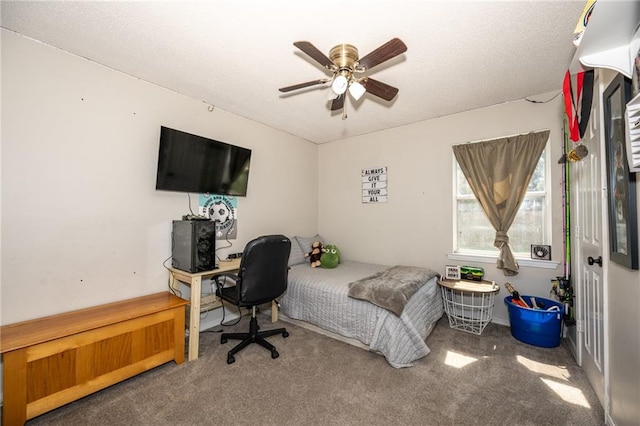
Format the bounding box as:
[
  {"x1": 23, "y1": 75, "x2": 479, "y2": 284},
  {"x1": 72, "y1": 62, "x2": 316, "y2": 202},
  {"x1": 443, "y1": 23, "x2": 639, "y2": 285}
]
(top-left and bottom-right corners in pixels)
[{"x1": 342, "y1": 97, "x2": 348, "y2": 120}]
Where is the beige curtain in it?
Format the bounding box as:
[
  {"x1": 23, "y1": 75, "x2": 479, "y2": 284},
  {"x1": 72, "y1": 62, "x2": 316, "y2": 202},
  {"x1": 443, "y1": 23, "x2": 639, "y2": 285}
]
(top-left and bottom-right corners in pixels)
[{"x1": 453, "y1": 130, "x2": 550, "y2": 275}]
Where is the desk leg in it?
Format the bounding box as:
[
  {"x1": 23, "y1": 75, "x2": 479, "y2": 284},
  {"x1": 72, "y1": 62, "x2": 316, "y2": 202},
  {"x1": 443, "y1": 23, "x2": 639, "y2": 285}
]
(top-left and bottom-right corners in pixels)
[
  {"x1": 188, "y1": 276, "x2": 202, "y2": 361},
  {"x1": 271, "y1": 300, "x2": 278, "y2": 323}
]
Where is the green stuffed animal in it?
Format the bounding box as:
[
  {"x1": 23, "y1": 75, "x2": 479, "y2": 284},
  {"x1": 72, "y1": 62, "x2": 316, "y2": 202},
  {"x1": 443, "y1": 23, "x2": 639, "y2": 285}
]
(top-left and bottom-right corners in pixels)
[
  {"x1": 333, "y1": 245, "x2": 341, "y2": 263},
  {"x1": 320, "y1": 244, "x2": 340, "y2": 269}
]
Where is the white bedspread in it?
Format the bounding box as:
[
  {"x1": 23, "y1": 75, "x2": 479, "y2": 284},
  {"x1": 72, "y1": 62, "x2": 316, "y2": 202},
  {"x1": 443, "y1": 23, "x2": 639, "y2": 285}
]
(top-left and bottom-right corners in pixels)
[{"x1": 279, "y1": 261, "x2": 444, "y2": 368}]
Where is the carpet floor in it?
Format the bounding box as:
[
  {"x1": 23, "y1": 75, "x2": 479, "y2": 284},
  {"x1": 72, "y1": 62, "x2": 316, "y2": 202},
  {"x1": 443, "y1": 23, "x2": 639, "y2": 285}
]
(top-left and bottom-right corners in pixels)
[{"x1": 25, "y1": 314, "x2": 604, "y2": 425}]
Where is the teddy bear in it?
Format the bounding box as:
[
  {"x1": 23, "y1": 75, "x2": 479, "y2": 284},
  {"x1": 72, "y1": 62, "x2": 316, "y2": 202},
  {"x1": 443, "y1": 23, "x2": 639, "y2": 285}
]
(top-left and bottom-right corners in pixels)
[{"x1": 304, "y1": 241, "x2": 324, "y2": 267}]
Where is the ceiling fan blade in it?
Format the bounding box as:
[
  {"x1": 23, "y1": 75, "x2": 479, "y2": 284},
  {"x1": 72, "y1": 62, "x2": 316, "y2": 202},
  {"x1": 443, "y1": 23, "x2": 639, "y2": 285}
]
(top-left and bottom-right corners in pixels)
[
  {"x1": 357, "y1": 38, "x2": 407, "y2": 71},
  {"x1": 279, "y1": 79, "x2": 330, "y2": 92},
  {"x1": 293, "y1": 41, "x2": 335, "y2": 69},
  {"x1": 363, "y1": 77, "x2": 399, "y2": 101},
  {"x1": 330, "y1": 93, "x2": 345, "y2": 111}
]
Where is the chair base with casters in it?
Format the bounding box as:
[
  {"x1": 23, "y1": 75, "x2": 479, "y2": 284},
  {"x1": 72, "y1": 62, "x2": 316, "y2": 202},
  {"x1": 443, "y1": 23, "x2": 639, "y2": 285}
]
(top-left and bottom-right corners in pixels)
[{"x1": 220, "y1": 306, "x2": 289, "y2": 364}]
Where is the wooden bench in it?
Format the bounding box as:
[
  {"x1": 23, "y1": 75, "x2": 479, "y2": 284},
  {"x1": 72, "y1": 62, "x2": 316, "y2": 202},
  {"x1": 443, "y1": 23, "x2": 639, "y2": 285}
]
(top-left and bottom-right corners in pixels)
[{"x1": 0, "y1": 292, "x2": 187, "y2": 425}]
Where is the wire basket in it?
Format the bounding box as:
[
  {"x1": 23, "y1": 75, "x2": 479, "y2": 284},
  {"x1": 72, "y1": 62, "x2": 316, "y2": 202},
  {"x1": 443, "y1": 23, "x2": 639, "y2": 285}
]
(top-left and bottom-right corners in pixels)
[{"x1": 439, "y1": 280, "x2": 498, "y2": 335}]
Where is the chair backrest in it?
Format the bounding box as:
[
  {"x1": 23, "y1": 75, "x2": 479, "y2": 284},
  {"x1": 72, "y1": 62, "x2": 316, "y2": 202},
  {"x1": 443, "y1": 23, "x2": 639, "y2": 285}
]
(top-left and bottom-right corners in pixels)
[{"x1": 236, "y1": 235, "x2": 291, "y2": 306}]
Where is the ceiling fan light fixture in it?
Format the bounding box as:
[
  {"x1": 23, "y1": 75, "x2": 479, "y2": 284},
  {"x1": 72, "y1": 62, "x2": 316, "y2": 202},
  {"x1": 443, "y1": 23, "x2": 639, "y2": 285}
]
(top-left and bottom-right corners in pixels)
[
  {"x1": 331, "y1": 75, "x2": 349, "y2": 95},
  {"x1": 327, "y1": 88, "x2": 340, "y2": 100},
  {"x1": 349, "y1": 81, "x2": 366, "y2": 101}
]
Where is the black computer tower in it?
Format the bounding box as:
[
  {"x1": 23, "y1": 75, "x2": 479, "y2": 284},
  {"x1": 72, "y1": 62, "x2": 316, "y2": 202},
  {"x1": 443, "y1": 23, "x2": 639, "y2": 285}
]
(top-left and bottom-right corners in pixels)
[{"x1": 171, "y1": 220, "x2": 217, "y2": 272}]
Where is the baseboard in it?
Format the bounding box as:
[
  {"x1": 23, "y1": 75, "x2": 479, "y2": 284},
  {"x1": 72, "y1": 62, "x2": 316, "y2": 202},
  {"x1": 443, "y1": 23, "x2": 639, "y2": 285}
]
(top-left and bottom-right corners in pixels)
[
  {"x1": 491, "y1": 317, "x2": 510, "y2": 327},
  {"x1": 190, "y1": 306, "x2": 240, "y2": 334}
]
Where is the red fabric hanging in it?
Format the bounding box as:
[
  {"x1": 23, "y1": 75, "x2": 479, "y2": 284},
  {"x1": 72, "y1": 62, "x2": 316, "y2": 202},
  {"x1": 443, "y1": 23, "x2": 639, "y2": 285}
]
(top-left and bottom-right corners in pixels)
[{"x1": 563, "y1": 70, "x2": 584, "y2": 142}]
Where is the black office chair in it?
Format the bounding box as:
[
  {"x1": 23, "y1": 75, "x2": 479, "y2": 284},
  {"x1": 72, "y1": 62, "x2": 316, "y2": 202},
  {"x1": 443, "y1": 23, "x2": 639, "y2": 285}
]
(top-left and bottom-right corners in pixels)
[{"x1": 216, "y1": 235, "x2": 291, "y2": 364}]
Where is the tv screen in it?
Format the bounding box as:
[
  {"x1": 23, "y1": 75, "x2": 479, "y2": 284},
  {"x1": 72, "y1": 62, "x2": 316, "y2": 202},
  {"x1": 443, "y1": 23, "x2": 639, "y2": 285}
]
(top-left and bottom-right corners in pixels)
[{"x1": 155, "y1": 126, "x2": 251, "y2": 196}]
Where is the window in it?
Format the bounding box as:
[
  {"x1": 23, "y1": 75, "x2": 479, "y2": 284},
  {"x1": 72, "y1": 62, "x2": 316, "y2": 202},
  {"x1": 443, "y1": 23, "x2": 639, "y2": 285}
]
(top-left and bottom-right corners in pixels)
[{"x1": 454, "y1": 149, "x2": 549, "y2": 256}]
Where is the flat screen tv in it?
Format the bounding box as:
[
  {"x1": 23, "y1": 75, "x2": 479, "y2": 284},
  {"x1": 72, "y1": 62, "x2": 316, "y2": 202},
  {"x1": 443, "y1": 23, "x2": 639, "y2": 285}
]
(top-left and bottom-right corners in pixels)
[{"x1": 155, "y1": 126, "x2": 251, "y2": 196}]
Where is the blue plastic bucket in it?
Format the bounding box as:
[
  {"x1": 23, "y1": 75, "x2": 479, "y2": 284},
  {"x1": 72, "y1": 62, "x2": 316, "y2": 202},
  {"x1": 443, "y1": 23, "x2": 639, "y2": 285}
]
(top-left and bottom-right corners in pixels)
[{"x1": 504, "y1": 296, "x2": 564, "y2": 348}]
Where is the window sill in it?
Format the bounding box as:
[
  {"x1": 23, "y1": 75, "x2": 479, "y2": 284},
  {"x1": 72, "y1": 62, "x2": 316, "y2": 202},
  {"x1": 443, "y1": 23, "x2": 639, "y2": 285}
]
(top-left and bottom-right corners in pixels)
[{"x1": 447, "y1": 252, "x2": 560, "y2": 270}]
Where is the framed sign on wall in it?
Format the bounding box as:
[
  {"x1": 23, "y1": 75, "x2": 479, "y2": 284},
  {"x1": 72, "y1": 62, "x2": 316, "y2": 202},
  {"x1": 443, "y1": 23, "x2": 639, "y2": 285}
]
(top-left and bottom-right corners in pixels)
[
  {"x1": 362, "y1": 166, "x2": 388, "y2": 203},
  {"x1": 603, "y1": 73, "x2": 638, "y2": 270}
]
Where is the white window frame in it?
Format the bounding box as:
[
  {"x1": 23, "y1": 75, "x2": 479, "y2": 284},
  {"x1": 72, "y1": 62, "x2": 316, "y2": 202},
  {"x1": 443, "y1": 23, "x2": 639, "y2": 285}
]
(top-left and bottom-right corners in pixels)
[{"x1": 449, "y1": 145, "x2": 558, "y2": 269}]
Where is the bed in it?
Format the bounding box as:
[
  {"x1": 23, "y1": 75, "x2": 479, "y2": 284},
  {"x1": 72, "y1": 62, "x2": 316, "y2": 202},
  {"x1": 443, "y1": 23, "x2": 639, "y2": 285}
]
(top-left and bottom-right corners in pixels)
[{"x1": 278, "y1": 259, "x2": 444, "y2": 368}]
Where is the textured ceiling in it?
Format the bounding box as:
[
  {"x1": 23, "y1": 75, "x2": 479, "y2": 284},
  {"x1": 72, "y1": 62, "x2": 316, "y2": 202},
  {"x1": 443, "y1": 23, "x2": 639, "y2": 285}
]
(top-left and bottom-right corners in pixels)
[{"x1": 1, "y1": 1, "x2": 587, "y2": 144}]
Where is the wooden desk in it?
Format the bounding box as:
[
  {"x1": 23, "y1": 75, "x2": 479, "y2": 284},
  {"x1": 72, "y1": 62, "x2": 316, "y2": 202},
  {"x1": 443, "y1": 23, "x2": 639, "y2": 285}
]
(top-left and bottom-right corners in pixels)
[
  {"x1": 168, "y1": 259, "x2": 281, "y2": 361},
  {"x1": 168, "y1": 259, "x2": 241, "y2": 361}
]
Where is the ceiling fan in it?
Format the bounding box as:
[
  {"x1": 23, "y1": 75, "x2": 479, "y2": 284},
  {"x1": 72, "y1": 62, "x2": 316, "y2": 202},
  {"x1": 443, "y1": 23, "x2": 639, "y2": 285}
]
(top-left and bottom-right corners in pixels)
[{"x1": 279, "y1": 38, "x2": 407, "y2": 117}]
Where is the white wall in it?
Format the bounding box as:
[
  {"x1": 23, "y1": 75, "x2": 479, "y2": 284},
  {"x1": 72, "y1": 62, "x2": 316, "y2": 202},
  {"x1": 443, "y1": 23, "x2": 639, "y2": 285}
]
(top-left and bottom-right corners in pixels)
[
  {"x1": 318, "y1": 94, "x2": 566, "y2": 324},
  {"x1": 1, "y1": 30, "x2": 318, "y2": 324}
]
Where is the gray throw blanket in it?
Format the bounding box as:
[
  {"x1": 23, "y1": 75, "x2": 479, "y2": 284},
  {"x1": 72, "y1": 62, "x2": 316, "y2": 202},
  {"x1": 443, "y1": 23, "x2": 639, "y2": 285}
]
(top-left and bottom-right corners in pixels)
[{"x1": 347, "y1": 266, "x2": 440, "y2": 316}]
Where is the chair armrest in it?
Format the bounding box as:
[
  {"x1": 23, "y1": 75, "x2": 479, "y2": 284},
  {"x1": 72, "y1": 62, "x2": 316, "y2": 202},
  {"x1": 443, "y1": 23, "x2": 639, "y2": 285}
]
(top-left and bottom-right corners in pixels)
[
  {"x1": 213, "y1": 273, "x2": 239, "y2": 289},
  {"x1": 214, "y1": 274, "x2": 240, "y2": 301},
  {"x1": 217, "y1": 273, "x2": 240, "y2": 283}
]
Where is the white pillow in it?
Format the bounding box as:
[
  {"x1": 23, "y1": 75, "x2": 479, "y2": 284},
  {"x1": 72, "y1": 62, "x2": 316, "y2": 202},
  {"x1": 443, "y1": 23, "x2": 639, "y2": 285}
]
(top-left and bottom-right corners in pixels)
[
  {"x1": 288, "y1": 238, "x2": 306, "y2": 266},
  {"x1": 295, "y1": 234, "x2": 325, "y2": 257}
]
